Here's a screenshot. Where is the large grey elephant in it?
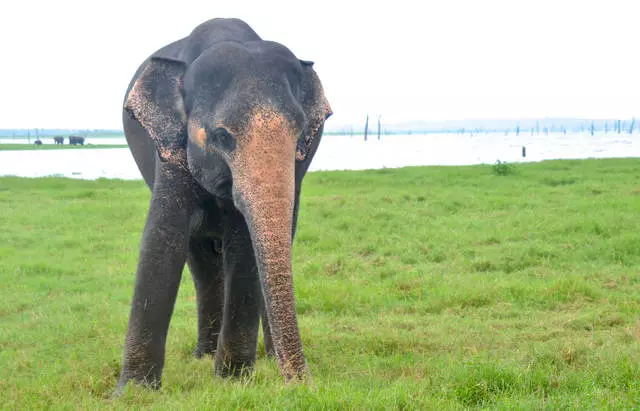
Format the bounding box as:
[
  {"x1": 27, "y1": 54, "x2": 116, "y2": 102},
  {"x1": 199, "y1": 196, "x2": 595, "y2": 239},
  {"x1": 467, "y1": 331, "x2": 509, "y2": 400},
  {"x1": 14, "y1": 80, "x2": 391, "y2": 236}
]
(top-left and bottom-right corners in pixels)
[{"x1": 116, "y1": 18, "x2": 331, "y2": 391}]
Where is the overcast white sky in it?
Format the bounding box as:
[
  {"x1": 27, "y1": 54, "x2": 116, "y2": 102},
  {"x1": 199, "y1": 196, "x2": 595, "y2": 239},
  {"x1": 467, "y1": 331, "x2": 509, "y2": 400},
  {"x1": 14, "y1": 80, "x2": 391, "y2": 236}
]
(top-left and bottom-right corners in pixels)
[{"x1": 1, "y1": 0, "x2": 639, "y2": 129}]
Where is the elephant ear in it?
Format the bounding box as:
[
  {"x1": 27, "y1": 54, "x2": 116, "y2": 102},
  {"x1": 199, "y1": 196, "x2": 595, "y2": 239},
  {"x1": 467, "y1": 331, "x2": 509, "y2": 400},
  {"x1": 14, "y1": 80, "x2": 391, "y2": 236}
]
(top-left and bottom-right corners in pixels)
[
  {"x1": 296, "y1": 60, "x2": 332, "y2": 163},
  {"x1": 124, "y1": 56, "x2": 188, "y2": 162}
]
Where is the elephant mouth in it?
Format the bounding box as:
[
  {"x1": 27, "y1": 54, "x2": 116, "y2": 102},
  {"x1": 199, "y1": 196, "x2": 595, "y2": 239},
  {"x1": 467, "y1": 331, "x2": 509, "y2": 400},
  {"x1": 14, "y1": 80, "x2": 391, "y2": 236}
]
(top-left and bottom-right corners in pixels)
[{"x1": 212, "y1": 178, "x2": 233, "y2": 201}]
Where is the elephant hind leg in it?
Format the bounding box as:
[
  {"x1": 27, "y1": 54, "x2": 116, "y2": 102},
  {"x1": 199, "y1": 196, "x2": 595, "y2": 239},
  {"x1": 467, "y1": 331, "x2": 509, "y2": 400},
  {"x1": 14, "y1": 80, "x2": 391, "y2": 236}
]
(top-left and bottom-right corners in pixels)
[
  {"x1": 214, "y1": 213, "x2": 262, "y2": 377},
  {"x1": 188, "y1": 236, "x2": 224, "y2": 358},
  {"x1": 260, "y1": 300, "x2": 275, "y2": 357}
]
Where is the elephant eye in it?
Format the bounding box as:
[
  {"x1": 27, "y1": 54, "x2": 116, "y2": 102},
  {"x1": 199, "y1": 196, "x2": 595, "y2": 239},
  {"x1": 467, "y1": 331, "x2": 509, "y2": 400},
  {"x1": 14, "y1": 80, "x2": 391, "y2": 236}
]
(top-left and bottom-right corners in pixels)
[{"x1": 209, "y1": 127, "x2": 236, "y2": 152}]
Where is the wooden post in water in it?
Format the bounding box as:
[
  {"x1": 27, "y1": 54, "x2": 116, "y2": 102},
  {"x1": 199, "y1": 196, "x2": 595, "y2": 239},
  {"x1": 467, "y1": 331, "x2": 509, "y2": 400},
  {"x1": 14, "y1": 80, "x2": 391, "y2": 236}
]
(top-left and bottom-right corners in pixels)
[
  {"x1": 377, "y1": 115, "x2": 381, "y2": 140},
  {"x1": 605, "y1": 121, "x2": 608, "y2": 133},
  {"x1": 590, "y1": 121, "x2": 595, "y2": 136},
  {"x1": 629, "y1": 117, "x2": 635, "y2": 134},
  {"x1": 617, "y1": 120, "x2": 621, "y2": 133},
  {"x1": 364, "y1": 114, "x2": 369, "y2": 141}
]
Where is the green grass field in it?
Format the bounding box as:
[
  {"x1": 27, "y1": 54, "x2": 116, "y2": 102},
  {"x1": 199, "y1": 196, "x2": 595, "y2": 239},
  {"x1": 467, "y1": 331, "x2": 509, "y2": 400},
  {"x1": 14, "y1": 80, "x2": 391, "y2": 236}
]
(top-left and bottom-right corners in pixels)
[
  {"x1": 0, "y1": 144, "x2": 128, "y2": 151},
  {"x1": 1, "y1": 158, "x2": 639, "y2": 409}
]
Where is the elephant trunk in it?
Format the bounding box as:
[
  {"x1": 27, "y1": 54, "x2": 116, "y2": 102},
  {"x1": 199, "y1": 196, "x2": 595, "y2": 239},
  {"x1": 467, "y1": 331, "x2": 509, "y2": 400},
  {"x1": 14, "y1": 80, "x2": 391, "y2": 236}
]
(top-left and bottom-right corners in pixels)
[
  {"x1": 229, "y1": 111, "x2": 308, "y2": 380},
  {"x1": 243, "y1": 195, "x2": 308, "y2": 380}
]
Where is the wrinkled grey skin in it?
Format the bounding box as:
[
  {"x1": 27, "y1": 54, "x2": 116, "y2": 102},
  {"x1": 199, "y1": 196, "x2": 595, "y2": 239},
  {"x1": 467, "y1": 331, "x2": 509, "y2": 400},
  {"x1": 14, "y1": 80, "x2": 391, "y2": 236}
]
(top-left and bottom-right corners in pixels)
[{"x1": 115, "y1": 18, "x2": 331, "y2": 393}]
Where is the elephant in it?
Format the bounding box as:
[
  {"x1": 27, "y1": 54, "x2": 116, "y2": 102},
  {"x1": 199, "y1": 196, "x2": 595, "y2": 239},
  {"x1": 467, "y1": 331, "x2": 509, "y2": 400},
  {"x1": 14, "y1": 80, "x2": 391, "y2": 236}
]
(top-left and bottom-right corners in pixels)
[
  {"x1": 115, "y1": 18, "x2": 332, "y2": 392},
  {"x1": 53, "y1": 136, "x2": 64, "y2": 144},
  {"x1": 68, "y1": 136, "x2": 85, "y2": 145}
]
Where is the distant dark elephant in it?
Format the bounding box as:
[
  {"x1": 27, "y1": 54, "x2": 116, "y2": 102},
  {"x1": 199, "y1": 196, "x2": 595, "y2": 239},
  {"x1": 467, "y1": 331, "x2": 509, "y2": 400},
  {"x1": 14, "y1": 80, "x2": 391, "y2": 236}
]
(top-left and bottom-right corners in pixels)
[
  {"x1": 53, "y1": 136, "x2": 64, "y2": 144},
  {"x1": 34, "y1": 140, "x2": 42, "y2": 145},
  {"x1": 116, "y1": 18, "x2": 331, "y2": 392},
  {"x1": 68, "y1": 136, "x2": 85, "y2": 145}
]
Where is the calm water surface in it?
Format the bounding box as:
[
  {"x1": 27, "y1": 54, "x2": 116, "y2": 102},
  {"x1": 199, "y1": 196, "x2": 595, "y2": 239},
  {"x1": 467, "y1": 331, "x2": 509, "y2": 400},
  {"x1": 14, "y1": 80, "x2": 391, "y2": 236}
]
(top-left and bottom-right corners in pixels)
[{"x1": 0, "y1": 133, "x2": 637, "y2": 180}]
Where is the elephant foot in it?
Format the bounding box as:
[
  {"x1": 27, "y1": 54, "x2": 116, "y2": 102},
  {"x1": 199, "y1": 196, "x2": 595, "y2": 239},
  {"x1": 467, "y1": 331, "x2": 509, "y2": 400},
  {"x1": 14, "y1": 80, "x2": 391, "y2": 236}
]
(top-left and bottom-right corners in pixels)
[
  {"x1": 113, "y1": 368, "x2": 162, "y2": 397},
  {"x1": 214, "y1": 354, "x2": 255, "y2": 378},
  {"x1": 192, "y1": 343, "x2": 216, "y2": 359}
]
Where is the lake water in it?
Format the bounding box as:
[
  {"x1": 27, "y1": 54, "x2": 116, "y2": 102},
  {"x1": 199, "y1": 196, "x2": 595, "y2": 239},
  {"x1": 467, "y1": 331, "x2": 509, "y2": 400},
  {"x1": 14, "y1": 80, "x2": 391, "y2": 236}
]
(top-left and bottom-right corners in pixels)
[{"x1": 0, "y1": 133, "x2": 638, "y2": 180}]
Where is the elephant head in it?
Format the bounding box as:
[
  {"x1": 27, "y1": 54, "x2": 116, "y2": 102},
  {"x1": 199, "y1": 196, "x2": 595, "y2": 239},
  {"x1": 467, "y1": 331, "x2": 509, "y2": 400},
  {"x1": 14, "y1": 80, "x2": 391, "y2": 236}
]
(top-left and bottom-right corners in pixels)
[{"x1": 123, "y1": 42, "x2": 331, "y2": 380}]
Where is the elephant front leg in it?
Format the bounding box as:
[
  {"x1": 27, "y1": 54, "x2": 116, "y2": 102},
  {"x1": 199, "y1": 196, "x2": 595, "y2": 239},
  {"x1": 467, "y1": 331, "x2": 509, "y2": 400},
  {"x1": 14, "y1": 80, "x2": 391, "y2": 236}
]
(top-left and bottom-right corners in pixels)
[
  {"x1": 214, "y1": 212, "x2": 262, "y2": 377},
  {"x1": 115, "y1": 185, "x2": 191, "y2": 392}
]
